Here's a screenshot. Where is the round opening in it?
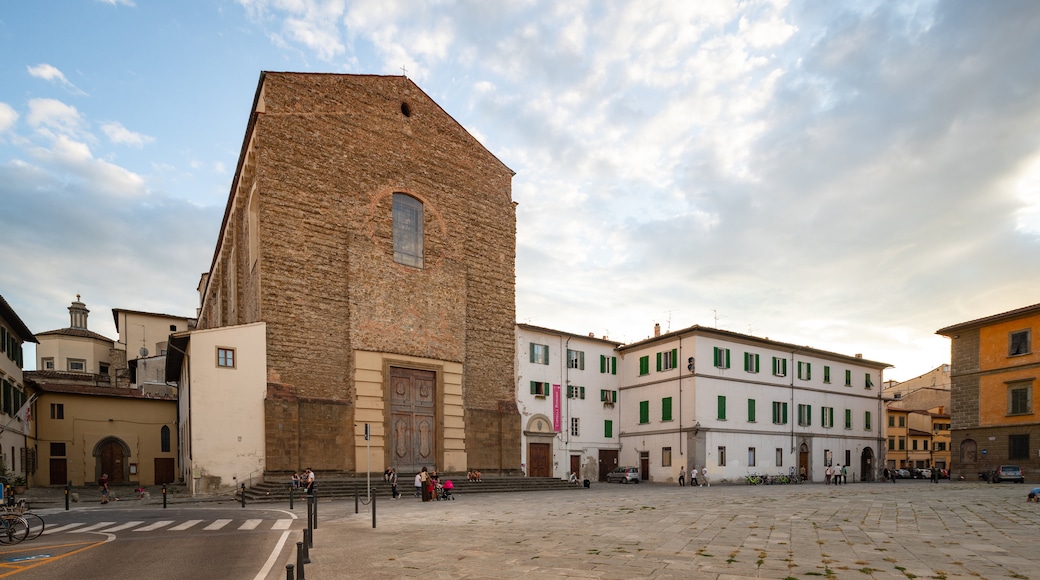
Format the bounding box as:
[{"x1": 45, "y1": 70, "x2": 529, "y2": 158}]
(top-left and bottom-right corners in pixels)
[{"x1": 401, "y1": 102, "x2": 411, "y2": 117}]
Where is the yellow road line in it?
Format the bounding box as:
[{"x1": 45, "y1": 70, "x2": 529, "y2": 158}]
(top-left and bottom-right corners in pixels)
[{"x1": 0, "y1": 536, "x2": 112, "y2": 578}]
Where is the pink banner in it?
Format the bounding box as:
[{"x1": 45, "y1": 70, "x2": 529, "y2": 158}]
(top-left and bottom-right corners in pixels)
[{"x1": 552, "y1": 384, "x2": 562, "y2": 432}]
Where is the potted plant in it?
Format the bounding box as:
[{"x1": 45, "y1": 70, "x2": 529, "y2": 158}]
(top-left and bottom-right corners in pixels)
[{"x1": 12, "y1": 476, "x2": 26, "y2": 494}]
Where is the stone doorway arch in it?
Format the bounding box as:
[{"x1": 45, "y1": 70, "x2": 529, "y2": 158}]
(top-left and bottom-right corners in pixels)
[{"x1": 94, "y1": 437, "x2": 131, "y2": 484}]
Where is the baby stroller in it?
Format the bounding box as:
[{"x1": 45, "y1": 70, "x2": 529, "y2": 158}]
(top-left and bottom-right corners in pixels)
[{"x1": 438, "y1": 479, "x2": 455, "y2": 501}]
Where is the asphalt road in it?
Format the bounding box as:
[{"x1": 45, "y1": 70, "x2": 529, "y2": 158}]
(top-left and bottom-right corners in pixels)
[{"x1": 0, "y1": 505, "x2": 303, "y2": 579}]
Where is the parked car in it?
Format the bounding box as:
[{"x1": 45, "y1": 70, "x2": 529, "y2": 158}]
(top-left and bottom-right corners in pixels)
[
  {"x1": 606, "y1": 466, "x2": 640, "y2": 484},
  {"x1": 913, "y1": 468, "x2": 932, "y2": 479},
  {"x1": 894, "y1": 468, "x2": 911, "y2": 479},
  {"x1": 989, "y1": 465, "x2": 1024, "y2": 484}
]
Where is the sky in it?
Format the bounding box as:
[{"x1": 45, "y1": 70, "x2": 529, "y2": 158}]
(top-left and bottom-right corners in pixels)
[{"x1": 1, "y1": 0, "x2": 1038, "y2": 382}]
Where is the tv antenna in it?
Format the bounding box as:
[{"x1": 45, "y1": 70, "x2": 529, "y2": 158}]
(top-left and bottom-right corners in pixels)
[{"x1": 712, "y1": 309, "x2": 725, "y2": 329}]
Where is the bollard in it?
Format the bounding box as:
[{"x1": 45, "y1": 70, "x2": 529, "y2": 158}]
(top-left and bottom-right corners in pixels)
[
  {"x1": 162, "y1": 484, "x2": 167, "y2": 509},
  {"x1": 65, "y1": 481, "x2": 70, "y2": 511},
  {"x1": 372, "y1": 489, "x2": 376, "y2": 529},
  {"x1": 354, "y1": 487, "x2": 359, "y2": 514},
  {"x1": 285, "y1": 564, "x2": 294, "y2": 580},
  {"x1": 303, "y1": 529, "x2": 311, "y2": 562},
  {"x1": 312, "y1": 489, "x2": 318, "y2": 530},
  {"x1": 289, "y1": 485, "x2": 294, "y2": 510},
  {"x1": 241, "y1": 483, "x2": 246, "y2": 508},
  {"x1": 306, "y1": 497, "x2": 314, "y2": 548},
  {"x1": 296, "y1": 541, "x2": 306, "y2": 580}
]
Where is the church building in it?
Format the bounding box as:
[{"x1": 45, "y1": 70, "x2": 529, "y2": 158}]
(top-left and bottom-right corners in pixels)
[{"x1": 168, "y1": 72, "x2": 519, "y2": 491}]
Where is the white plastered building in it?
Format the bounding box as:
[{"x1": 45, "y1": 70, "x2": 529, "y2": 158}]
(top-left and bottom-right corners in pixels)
[
  {"x1": 617, "y1": 324, "x2": 890, "y2": 484},
  {"x1": 516, "y1": 324, "x2": 622, "y2": 481}
]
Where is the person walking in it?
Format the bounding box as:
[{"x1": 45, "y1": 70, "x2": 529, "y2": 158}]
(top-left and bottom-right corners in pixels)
[
  {"x1": 678, "y1": 466, "x2": 686, "y2": 487},
  {"x1": 825, "y1": 465, "x2": 833, "y2": 485},
  {"x1": 98, "y1": 473, "x2": 110, "y2": 504},
  {"x1": 700, "y1": 466, "x2": 710, "y2": 487},
  {"x1": 841, "y1": 464, "x2": 848, "y2": 485},
  {"x1": 389, "y1": 467, "x2": 399, "y2": 499},
  {"x1": 304, "y1": 467, "x2": 315, "y2": 495},
  {"x1": 420, "y1": 466, "x2": 433, "y2": 502},
  {"x1": 414, "y1": 470, "x2": 423, "y2": 498},
  {"x1": 931, "y1": 466, "x2": 939, "y2": 484}
]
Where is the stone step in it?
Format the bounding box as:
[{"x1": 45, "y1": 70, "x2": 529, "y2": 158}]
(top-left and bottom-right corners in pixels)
[{"x1": 241, "y1": 476, "x2": 586, "y2": 501}]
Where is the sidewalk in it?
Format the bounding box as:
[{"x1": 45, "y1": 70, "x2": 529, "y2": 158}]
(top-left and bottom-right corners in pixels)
[{"x1": 291, "y1": 481, "x2": 1040, "y2": 579}]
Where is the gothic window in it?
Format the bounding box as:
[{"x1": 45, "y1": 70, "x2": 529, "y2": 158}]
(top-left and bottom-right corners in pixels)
[{"x1": 392, "y1": 193, "x2": 424, "y2": 268}]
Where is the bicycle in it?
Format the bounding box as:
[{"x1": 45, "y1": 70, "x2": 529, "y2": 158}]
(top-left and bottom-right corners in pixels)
[
  {"x1": 2, "y1": 502, "x2": 44, "y2": 541},
  {"x1": 0, "y1": 513, "x2": 29, "y2": 544}
]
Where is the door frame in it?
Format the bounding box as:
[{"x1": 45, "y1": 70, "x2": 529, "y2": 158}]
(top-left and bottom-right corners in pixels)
[
  {"x1": 93, "y1": 437, "x2": 131, "y2": 484},
  {"x1": 383, "y1": 360, "x2": 443, "y2": 474}
]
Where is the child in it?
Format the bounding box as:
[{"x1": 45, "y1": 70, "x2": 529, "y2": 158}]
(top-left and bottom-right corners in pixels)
[{"x1": 1028, "y1": 488, "x2": 1040, "y2": 502}]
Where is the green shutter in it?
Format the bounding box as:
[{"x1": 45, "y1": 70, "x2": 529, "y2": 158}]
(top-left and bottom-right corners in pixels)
[
  {"x1": 807, "y1": 405, "x2": 812, "y2": 426},
  {"x1": 639, "y1": 401, "x2": 649, "y2": 423},
  {"x1": 605, "y1": 420, "x2": 613, "y2": 438},
  {"x1": 640, "y1": 356, "x2": 649, "y2": 375},
  {"x1": 580, "y1": 387, "x2": 585, "y2": 399},
  {"x1": 656, "y1": 352, "x2": 662, "y2": 372},
  {"x1": 611, "y1": 357, "x2": 617, "y2": 375},
  {"x1": 529, "y1": 344, "x2": 536, "y2": 363},
  {"x1": 600, "y1": 355, "x2": 606, "y2": 373},
  {"x1": 865, "y1": 411, "x2": 871, "y2": 430},
  {"x1": 530, "y1": 381, "x2": 537, "y2": 395},
  {"x1": 672, "y1": 348, "x2": 678, "y2": 368},
  {"x1": 845, "y1": 409, "x2": 851, "y2": 429},
  {"x1": 782, "y1": 402, "x2": 788, "y2": 424},
  {"x1": 718, "y1": 395, "x2": 726, "y2": 420},
  {"x1": 824, "y1": 366, "x2": 831, "y2": 383},
  {"x1": 662, "y1": 397, "x2": 672, "y2": 421},
  {"x1": 748, "y1": 399, "x2": 755, "y2": 422},
  {"x1": 828, "y1": 407, "x2": 834, "y2": 427}
]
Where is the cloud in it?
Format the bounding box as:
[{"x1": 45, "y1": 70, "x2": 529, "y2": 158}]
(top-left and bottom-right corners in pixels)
[
  {"x1": 27, "y1": 64, "x2": 87, "y2": 95},
  {"x1": 101, "y1": 121, "x2": 155, "y2": 148},
  {"x1": 0, "y1": 103, "x2": 17, "y2": 134},
  {"x1": 26, "y1": 98, "x2": 85, "y2": 137},
  {"x1": 97, "y1": 0, "x2": 136, "y2": 6}
]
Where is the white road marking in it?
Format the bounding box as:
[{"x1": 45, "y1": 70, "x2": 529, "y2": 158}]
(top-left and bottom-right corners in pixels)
[{"x1": 203, "y1": 519, "x2": 232, "y2": 531}]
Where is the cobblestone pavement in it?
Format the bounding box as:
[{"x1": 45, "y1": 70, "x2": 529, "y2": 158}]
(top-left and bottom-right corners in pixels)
[{"x1": 303, "y1": 480, "x2": 1040, "y2": 580}]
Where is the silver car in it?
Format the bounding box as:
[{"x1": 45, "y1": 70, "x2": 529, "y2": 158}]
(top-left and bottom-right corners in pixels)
[{"x1": 606, "y1": 466, "x2": 641, "y2": 483}]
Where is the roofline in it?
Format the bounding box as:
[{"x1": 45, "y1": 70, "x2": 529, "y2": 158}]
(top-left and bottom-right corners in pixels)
[
  {"x1": 112, "y1": 307, "x2": 197, "y2": 331},
  {"x1": 516, "y1": 323, "x2": 623, "y2": 347},
  {"x1": 0, "y1": 294, "x2": 37, "y2": 343},
  {"x1": 617, "y1": 324, "x2": 892, "y2": 369},
  {"x1": 936, "y1": 302, "x2": 1040, "y2": 336}
]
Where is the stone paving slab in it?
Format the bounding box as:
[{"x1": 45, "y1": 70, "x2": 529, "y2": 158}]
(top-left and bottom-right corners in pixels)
[{"x1": 297, "y1": 481, "x2": 1040, "y2": 579}]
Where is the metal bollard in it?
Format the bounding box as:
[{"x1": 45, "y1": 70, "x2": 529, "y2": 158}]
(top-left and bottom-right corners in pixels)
[
  {"x1": 289, "y1": 486, "x2": 294, "y2": 510},
  {"x1": 65, "y1": 481, "x2": 70, "y2": 511},
  {"x1": 285, "y1": 564, "x2": 294, "y2": 580},
  {"x1": 372, "y1": 489, "x2": 376, "y2": 529},
  {"x1": 296, "y1": 541, "x2": 306, "y2": 580},
  {"x1": 303, "y1": 529, "x2": 311, "y2": 562},
  {"x1": 241, "y1": 483, "x2": 246, "y2": 508},
  {"x1": 162, "y1": 484, "x2": 167, "y2": 509},
  {"x1": 355, "y1": 487, "x2": 359, "y2": 514},
  {"x1": 312, "y1": 489, "x2": 318, "y2": 530}
]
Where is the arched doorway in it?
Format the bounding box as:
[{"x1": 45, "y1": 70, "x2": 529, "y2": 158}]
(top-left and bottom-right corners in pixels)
[
  {"x1": 523, "y1": 414, "x2": 555, "y2": 478},
  {"x1": 94, "y1": 437, "x2": 131, "y2": 484},
  {"x1": 860, "y1": 447, "x2": 875, "y2": 482}
]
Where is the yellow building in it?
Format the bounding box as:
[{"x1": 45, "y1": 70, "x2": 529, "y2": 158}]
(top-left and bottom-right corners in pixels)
[{"x1": 0, "y1": 294, "x2": 36, "y2": 483}]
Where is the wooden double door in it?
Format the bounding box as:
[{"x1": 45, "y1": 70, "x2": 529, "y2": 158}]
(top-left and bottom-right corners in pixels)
[{"x1": 389, "y1": 367, "x2": 437, "y2": 474}]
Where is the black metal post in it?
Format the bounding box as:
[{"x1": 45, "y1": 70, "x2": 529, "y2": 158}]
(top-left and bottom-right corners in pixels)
[
  {"x1": 306, "y1": 496, "x2": 314, "y2": 548},
  {"x1": 65, "y1": 481, "x2": 70, "y2": 510},
  {"x1": 285, "y1": 564, "x2": 294, "y2": 580},
  {"x1": 303, "y1": 529, "x2": 312, "y2": 560},
  {"x1": 372, "y1": 489, "x2": 376, "y2": 529},
  {"x1": 241, "y1": 483, "x2": 246, "y2": 508},
  {"x1": 162, "y1": 484, "x2": 167, "y2": 509},
  {"x1": 312, "y1": 489, "x2": 317, "y2": 530},
  {"x1": 354, "y1": 487, "x2": 359, "y2": 514},
  {"x1": 296, "y1": 541, "x2": 306, "y2": 579},
  {"x1": 289, "y1": 485, "x2": 294, "y2": 510}
]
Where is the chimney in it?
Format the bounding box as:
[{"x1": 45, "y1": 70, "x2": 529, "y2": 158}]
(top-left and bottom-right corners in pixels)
[
  {"x1": 654, "y1": 323, "x2": 661, "y2": 337},
  {"x1": 589, "y1": 333, "x2": 595, "y2": 338},
  {"x1": 855, "y1": 353, "x2": 863, "y2": 358}
]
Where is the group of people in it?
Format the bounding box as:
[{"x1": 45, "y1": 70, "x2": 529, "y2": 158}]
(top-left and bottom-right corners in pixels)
[
  {"x1": 825, "y1": 464, "x2": 849, "y2": 484},
  {"x1": 413, "y1": 466, "x2": 454, "y2": 501},
  {"x1": 289, "y1": 468, "x2": 316, "y2": 494},
  {"x1": 677, "y1": 466, "x2": 710, "y2": 487}
]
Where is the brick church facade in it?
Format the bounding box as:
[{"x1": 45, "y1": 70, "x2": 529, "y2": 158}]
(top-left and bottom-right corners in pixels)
[{"x1": 191, "y1": 72, "x2": 519, "y2": 478}]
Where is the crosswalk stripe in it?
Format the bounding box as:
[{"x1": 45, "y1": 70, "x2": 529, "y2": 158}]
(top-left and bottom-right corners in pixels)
[
  {"x1": 43, "y1": 522, "x2": 87, "y2": 535},
  {"x1": 239, "y1": 519, "x2": 262, "y2": 530},
  {"x1": 204, "y1": 519, "x2": 232, "y2": 531},
  {"x1": 69, "y1": 522, "x2": 117, "y2": 533},
  {"x1": 135, "y1": 520, "x2": 175, "y2": 532},
  {"x1": 272, "y1": 519, "x2": 292, "y2": 530},
  {"x1": 169, "y1": 519, "x2": 203, "y2": 531},
  {"x1": 100, "y1": 521, "x2": 145, "y2": 532}
]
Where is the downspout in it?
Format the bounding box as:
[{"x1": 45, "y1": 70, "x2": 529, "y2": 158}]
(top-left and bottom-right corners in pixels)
[{"x1": 678, "y1": 334, "x2": 683, "y2": 458}]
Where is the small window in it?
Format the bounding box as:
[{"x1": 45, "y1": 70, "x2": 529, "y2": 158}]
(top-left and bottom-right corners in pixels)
[
  {"x1": 566, "y1": 385, "x2": 585, "y2": 400},
  {"x1": 1008, "y1": 381, "x2": 1032, "y2": 415},
  {"x1": 530, "y1": 381, "x2": 549, "y2": 397},
  {"x1": 600, "y1": 389, "x2": 617, "y2": 404},
  {"x1": 42, "y1": 357, "x2": 55, "y2": 370},
  {"x1": 714, "y1": 347, "x2": 731, "y2": 369},
  {"x1": 898, "y1": 437, "x2": 905, "y2": 450},
  {"x1": 888, "y1": 437, "x2": 895, "y2": 450},
  {"x1": 639, "y1": 401, "x2": 650, "y2": 424},
  {"x1": 717, "y1": 395, "x2": 727, "y2": 420},
  {"x1": 912, "y1": 439, "x2": 919, "y2": 451},
  {"x1": 823, "y1": 365, "x2": 831, "y2": 383},
  {"x1": 570, "y1": 417, "x2": 580, "y2": 437},
  {"x1": 658, "y1": 348, "x2": 678, "y2": 371},
  {"x1": 888, "y1": 415, "x2": 895, "y2": 427},
  {"x1": 747, "y1": 398, "x2": 756, "y2": 422},
  {"x1": 776, "y1": 448, "x2": 783, "y2": 467},
  {"x1": 797, "y1": 361, "x2": 811, "y2": 381},
  {"x1": 599, "y1": 355, "x2": 617, "y2": 375},
  {"x1": 899, "y1": 416, "x2": 905, "y2": 427},
  {"x1": 821, "y1": 406, "x2": 834, "y2": 428},
  {"x1": 865, "y1": 373, "x2": 874, "y2": 389},
  {"x1": 844, "y1": 408, "x2": 852, "y2": 430},
  {"x1": 604, "y1": 419, "x2": 613, "y2": 439},
  {"x1": 67, "y1": 358, "x2": 86, "y2": 372},
  {"x1": 662, "y1": 447, "x2": 672, "y2": 467},
  {"x1": 639, "y1": 356, "x2": 650, "y2": 376},
  {"x1": 662, "y1": 397, "x2": 673, "y2": 421},
  {"x1": 50, "y1": 403, "x2": 64, "y2": 420},
  {"x1": 718, "y1": 446, "x2": 726, "y2": 467},
  {"x1": 772, "y1": 357, "x2": 787, "y2": 377},
  {"x1": 567, "y1": 349, "x2": 585, "y2": 370},
  {"x1": 743, "y1": 352, "x2": 759, "y2": 373},
  {"x1": 864, "y1": 411, "x2": 872, "y2": 431},
  {"x1": 844, "y1": 369, "x2": 852, "y2": 387},
  {"x1": 530, "y1": 343, "x2": 549, "y2": 365},
  {"x1": 772, "y1": 401, "x2": 788, "y2": 425},
  {"x1": 748, "y1": 447, "x2": 756, "y2": 467},
  {"x1": 50, "y1": 442, "x2": 66, "y2": 456},
  {"x1": 170, "y1": 324, "x2": 178, "y2": 331},
  {"x1": 99, "y1": 362, "x2": 110, "y2": 375},
  {"x1": 161, "y1": 425, "x2": 171, "y2": 453},
  {"x1": 392, "y1": 193, "x2": 424, "y2": 268},
  {"x1": 1009, "y1": 330, "x2": 1031, "y2": 356},
  {"x1": 217, "y1": 347, "x2": 236, "y2": 368}
]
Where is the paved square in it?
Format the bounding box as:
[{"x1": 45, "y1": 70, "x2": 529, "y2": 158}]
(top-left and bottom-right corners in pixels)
[{"x1": 308, "y1": 481, "x2": 1040, "y2": 579}]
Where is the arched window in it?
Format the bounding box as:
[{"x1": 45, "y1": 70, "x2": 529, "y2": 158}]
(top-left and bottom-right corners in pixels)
[
  {"x1": 161, "y1": 425, "x2": 171, "y2": 453},
  {"x1": 960, "y1": 438, "x2": 977, "y2": 463},
  {"x1": 392, "y1": 193, "x2": 424, "y2": 268}
]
